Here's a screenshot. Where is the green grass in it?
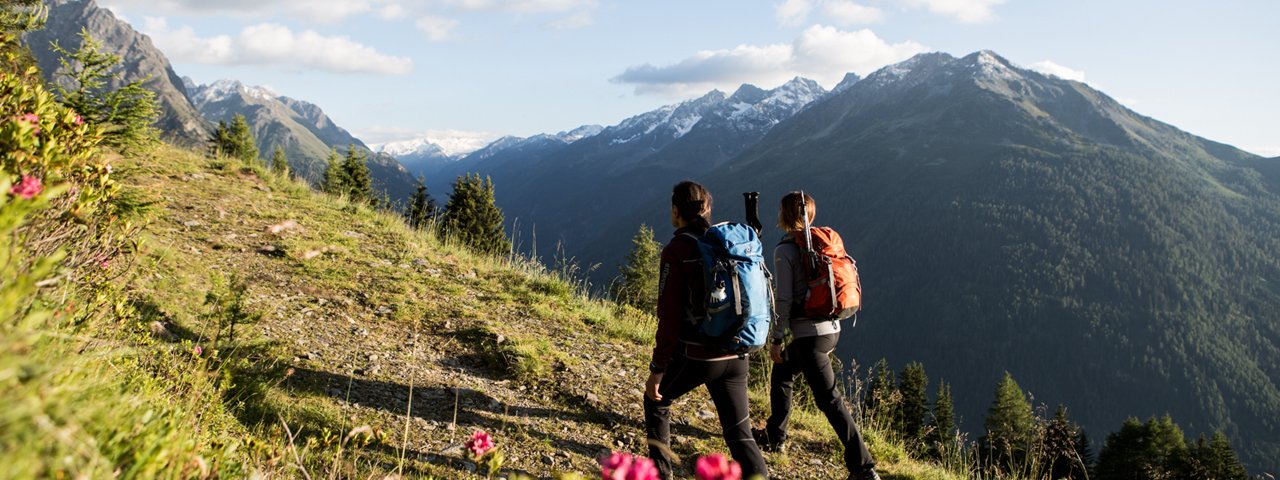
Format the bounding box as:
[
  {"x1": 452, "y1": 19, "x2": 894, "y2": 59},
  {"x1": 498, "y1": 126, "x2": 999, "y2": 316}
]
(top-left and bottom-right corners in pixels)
[{"x1": 2, "y1": 142, "x2": 973, "y2": 479}]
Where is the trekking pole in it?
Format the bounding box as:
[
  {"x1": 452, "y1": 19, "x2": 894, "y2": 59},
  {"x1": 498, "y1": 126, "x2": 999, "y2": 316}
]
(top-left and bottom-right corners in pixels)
[
  {"x1": 743, "y1": 192, "x2": 762, "y2": 235},
  {"x1": 799, "y1": 190, "x2": 818, "y2": 271}
]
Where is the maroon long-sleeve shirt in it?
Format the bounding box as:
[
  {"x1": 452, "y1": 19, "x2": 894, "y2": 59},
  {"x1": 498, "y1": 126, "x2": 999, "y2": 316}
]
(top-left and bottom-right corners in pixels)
[{"x1": 652, "y1": 226, "x2": 727, "y2": 370}]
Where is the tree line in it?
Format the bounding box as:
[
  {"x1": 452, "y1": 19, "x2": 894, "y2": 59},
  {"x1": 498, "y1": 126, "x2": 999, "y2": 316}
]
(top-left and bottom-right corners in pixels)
[{"x1": 860, "y1": 362, "x2": 1249, "y2": 479}]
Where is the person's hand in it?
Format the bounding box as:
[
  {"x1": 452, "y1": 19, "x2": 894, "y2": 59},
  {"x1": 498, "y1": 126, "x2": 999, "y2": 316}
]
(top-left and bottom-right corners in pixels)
[
  {"x1": 645, "y1": 372, "x2": 664, "y2": 401},
  {"x1": 769, "y1": 343, "x2": 784, "y2": 364}
]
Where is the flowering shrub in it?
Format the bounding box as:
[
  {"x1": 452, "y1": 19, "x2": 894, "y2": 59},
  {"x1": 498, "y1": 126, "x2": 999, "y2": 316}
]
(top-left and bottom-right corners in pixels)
[
  {"x1": 2, "y1": 55, "x2": 142, "y2": 319},
  {"x1": 695, "y1": 453, "x2": 742, "y2": 480},
  {"x1": 467, "y1": 430, "x2": 495, "y2": 457},
  {"x1": 465, "y1": 430, "x2": 504, "y2": 478},
  {"x1": 599, "y1": 452, "x2": 659, "y2": 480}
]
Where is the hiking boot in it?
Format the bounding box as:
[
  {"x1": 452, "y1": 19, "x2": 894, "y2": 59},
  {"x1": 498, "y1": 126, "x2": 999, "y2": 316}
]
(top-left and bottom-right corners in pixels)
[
  {"x1": 751, "y1": 428, "x2": 785, "y2": 453},
  {"x1": 848, "y1": 468, "x2": 881, "y2": 480}
]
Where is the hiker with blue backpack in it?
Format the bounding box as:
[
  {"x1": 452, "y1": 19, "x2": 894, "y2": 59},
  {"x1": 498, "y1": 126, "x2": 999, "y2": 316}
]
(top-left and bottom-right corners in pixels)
[
  {"x1": 753, "y1": 191, "x2": 880, "y2": 480},
  {"x1": 644, "y1": 181, "x2": 771, "y2": 480}
]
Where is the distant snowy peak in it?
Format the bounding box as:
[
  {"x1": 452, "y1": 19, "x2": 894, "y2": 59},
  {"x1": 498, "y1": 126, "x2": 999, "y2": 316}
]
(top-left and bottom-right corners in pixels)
[
  {"x1": 373, "y1": 134, "x2": 498, "y2": 159},
  {"x1": 833, "y1": 73, "x2": 862, "y2": 94},
  {"x1": 191, "y1": 79, "x2": 280, "y2": 107},
  {"x1": 559, "y1": 124, "x2": 604, "y2": 142}
]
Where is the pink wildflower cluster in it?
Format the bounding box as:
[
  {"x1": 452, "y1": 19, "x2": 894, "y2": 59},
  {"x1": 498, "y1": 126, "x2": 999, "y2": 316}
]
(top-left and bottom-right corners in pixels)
[
  {"x1": 8, "y1": 176, "x2": 42, "y2": 199},
  {"x1": 695, "y1": 454, "x2": 741, "y2": 480},
  {"x1": 18, "y1": 113, "x2": 40, "y2": 134},
  {"x1": 466, "y1": 430, "x2": 495, "y2": 457},
  {"x1": 600, "y1": 452, "x2": 658, "y2": 480}
]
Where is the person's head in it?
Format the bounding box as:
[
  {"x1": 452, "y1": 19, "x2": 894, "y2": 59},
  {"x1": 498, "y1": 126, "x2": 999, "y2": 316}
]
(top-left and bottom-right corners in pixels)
[
  {"x1": 671, "y1": 181, "x2": 712, "y2": 229},
  {"x1": 777, "y1": 191, "x2": 815, "y2": 233}
]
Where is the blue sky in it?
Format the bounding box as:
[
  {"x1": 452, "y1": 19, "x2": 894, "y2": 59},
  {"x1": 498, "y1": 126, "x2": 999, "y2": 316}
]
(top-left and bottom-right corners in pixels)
[{"x1": 100, "y1": 0, "x2": 1279, "y2": 156}]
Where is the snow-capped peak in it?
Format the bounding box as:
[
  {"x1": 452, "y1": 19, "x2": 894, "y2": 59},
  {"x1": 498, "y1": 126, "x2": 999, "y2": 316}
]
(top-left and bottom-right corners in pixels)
[
  {"x1": 192, "y1": 79, "x2": 279, "y2": 106},
  {"x1": 372, "y1": 133, "x2": 499, "y2": 159}
]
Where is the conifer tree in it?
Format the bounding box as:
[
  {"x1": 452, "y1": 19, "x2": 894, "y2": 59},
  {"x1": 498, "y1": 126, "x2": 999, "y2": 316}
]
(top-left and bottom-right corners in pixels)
[
  {"x1": 227, "y1": 114, "x2": 258, "y2": 164},
  {"x1": 863, "y1": 358, "x2": 896, "y2": 426},
  {"x1": 442, "y1": 173, "x2": 510, "y2": 255},
  {"x1": 1182, "y1": 432, "x2": 1248, "y2": 480},
  {"x1": 270, "y1": 146, "x2": 288, "y2": 176},
  {"x1": 1095, "y1": 415, "x2": 1189, "y2": 480},
  {"x1": 1042, "y1": 405, "x2": 1089, "y2": 479},
  {"x1": 928, "y1": 380, "x2": 957, "y2": 459},
  {"x1": 405, "y1": 178, "x2": 438, "y2": 230},
  {"x1": 321, "y1": 148, "x2": 346, "y2": 195},
  {"x1": 208, "y1": 120, "x2": 231, "y2": 158},
  {"x1": 612, "y1": 224, "x2": 661, "y2": 312},
  {"x1": 51, "y1": 29, "x2": 159, "y2": 149},
  {"x1": 339, "y1": 144, "x2": 373, "y2": 204},
  {"x1": 897, "y1": 362, "x2": 929, "y2": 445},
  {"x1": 981, "y1": 372, "x2": 1036, "y2": 472}
]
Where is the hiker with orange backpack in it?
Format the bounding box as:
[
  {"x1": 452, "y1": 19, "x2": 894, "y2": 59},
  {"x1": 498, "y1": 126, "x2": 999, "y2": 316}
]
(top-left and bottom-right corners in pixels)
[
  {"x1": 752, "y1": 191, "x2": 880, "y2": 480},
  {"x1": 644, "y1": 181, "x2": 770, "y2": 480}
]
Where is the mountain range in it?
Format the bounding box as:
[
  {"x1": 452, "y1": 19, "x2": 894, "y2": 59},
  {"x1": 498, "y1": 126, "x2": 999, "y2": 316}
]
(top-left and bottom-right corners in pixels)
[
  {"x1": 18, "y1": 0, "x2": 1278, "y2": 470},
  {"x1": 414, "y1": 51, "x2": 1280, "y2": 471},
  {"x1": 24, "y1": 0, "x2": 417, "y2": 202},
  {"x1": 418, "y1": 76, "x2": 833, "y2": 262}
]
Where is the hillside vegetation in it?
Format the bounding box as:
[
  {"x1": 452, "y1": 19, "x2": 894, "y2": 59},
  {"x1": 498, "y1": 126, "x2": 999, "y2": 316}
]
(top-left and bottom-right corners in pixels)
[{"x1": 4, "y1": 138, "x2": 960, "y2": 478}]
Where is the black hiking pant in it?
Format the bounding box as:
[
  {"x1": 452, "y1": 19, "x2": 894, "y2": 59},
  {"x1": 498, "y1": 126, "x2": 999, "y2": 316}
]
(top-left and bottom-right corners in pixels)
[
  {"x1": 765, "y1": 332, "x2": 874, "y2": 475},
  {"x1": 643, "y1": 351, "x2": 768, "y2": 480}
]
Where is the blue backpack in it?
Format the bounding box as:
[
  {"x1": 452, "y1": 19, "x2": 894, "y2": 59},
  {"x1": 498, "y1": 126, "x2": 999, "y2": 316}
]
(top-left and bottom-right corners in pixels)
[{"x1": 683, "y1": 223, "x2": 774, "y2": 355}]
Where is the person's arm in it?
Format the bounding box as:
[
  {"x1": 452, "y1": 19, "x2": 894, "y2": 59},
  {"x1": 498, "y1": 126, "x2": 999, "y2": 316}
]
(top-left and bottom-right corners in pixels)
[{"x1": 651, "y1": 240, "x2": 687, "y2": 372}]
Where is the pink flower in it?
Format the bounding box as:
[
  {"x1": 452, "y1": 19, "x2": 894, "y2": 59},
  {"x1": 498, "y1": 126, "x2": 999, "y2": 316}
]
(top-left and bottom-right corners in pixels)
[
  {"x1": 629, "y1": 456, "x2": 659, "y2": 480},
  {"x1": 193, "y1": 345, "x2": 203, "y2": 356},
  {"x1": 695, "y1": 454, "x2": 741, "y2": 480},
  {"x1": 99, "y1": 259, "x2": 110, "y2": 269},
  {"x1": 20, "y1": 113, "x2": 38, "y2": 124},
  {"x1": 600, "y1": 452, "x2": 658, "y2": 480},
  {"x1": 73, "y1": 115, "x2": 84, "y2": 125},
  {"x1": 8, "y1": 176, "x2": 42, "y2": 199},
  {"x1": 466, "y1": 430, "x2": 494, "y2": 458}
]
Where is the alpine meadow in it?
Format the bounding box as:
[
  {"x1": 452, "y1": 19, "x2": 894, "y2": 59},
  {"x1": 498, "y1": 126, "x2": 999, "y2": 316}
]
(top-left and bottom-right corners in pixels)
[{"x1": 3, "y1": 0, "x2": 1277, "y2": 479}]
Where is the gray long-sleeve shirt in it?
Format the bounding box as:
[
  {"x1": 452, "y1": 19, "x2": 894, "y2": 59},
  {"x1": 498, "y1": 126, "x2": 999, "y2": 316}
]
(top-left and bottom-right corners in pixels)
[{"x1": 771, "y1": 239, "x2": 841, "y2": 342}]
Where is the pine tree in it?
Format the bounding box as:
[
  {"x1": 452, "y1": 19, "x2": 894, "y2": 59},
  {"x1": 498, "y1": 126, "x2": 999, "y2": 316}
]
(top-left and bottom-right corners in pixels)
[
  {"x1": 321, "y1": 148, "x2": 346, "y2": 195},
  {"x1": 897, "y1": 362, "x2": 929, "y2": 446},
  {"x1": 612, "y1": 224, "x2": 661, "y2": 312},
  {"x1": 227, "y1": 114, "x2": 258, "y2": 164},
  {"x1": 928, "y1": 380, "x2": 957, "y2": 459},
  {"x1": 863, "y1": 358, "x2": 896, "y2": 427},
  {"x1": 270, "y1": 146, "x2": 288, "y2": 176},
  {"x1": 442, "y1": 174, "x2": 511, "y2": 255},
  {"x1": 1183, "y1": 432, "x2": 1247, "y2": 480},
  {"x1": 1042, "y1": 405, "x2": 1089, "y2": 479},
  {"x1": 1095, "y1": 415, "x2": 1190, "y2": 480},
  {"x1": 50, "y1": 29, "x2": 159, "y2": 149},
  {"x1": 981, "y1": 372, "x2": 1036, "y2": 472},
  {"x1": 339, "y1": 144, "x2": 373, "y2": 204},
  {"x1": 405, "y1": 178, "x2": 438, "y2": 230},
  {"x1": 208, "y1": 120, "x2": 231, "y2": 158}
]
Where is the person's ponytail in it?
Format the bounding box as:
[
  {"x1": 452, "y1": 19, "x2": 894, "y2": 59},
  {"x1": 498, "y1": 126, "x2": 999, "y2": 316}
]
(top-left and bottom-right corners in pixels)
[{"x1": 672, "y1": 181, "x2": 712, "y2": 231}]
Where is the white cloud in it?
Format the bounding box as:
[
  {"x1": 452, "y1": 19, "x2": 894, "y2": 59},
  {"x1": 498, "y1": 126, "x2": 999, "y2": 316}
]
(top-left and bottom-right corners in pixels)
[
  {"x1": 107, "y1": 0, "x2": 374, "y2": 23},
  {"x1": 450, "y1": 0, "x2": 596, "y2": 13},
  {"x1": 775, "y1": 0, "x2": 814, "y2": 26},
  {"x1": 545, "y1": 11, "x2": 593, "y2": 29},
  {"x1": 901, "y1": 0, "x2": 1005, "y2": 23},
  {"x1": 823, "y1": 0, "x2": 884, "y2": 25},
  {"x1": 378, "y1": 4, "x2": 408, "y2": 20},
  {"x1": 142, "y1": 18, "x2": 413, "y2": 75},
  {"x1": 415, "y1": 15, "x2": 459, "y2": 40},
  {"x1": 612, "y1": 25, "x2": 927, "y2": 97},
  {"x1": 1029, "y1": 60, "x2": 1086, "y2": 82}
]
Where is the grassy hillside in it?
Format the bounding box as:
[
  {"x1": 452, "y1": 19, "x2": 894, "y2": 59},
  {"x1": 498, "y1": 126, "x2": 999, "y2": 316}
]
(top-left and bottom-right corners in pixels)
[{"x1": 4, "y1": 142, "x2": 962, "y2": 479}]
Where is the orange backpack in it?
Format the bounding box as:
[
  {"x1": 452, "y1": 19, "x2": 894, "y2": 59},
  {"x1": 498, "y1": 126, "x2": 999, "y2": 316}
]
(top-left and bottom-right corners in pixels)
[{"x1": 793, "y1": 225, "x2": 862, "y2": 320}]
